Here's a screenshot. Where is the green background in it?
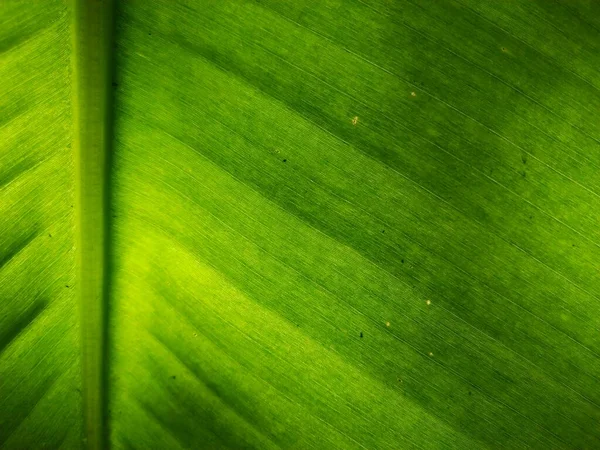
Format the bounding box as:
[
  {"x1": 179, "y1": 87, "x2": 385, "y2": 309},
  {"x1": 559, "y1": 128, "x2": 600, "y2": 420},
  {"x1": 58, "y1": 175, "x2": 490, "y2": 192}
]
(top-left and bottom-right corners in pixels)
[{"x1": 1, "y1": 0, "x2": 600, "y2": 448}]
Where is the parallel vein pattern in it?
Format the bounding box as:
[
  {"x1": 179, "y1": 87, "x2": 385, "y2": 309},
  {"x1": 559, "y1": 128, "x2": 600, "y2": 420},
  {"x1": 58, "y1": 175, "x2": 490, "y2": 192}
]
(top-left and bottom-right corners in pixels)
[
  {"x1": 108, "y1": 1, "x2": 600, "y2": 449},
  {"x1": 0, "y1": 2, "x2": 81, "y2": 448}
]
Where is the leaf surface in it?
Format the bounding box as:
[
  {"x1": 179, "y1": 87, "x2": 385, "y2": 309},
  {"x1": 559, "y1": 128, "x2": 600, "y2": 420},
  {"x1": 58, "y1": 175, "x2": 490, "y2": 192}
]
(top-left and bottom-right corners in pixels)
[{"x1": 2, "y1": 0, "x2": 600, "y2": 448}]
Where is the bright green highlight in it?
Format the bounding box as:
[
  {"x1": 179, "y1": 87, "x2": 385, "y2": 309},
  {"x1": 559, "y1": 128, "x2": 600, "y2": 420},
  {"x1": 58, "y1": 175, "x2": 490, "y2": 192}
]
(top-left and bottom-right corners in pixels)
[{"x1": 0, "y1": 2, "x2": 82, "y2": 448}]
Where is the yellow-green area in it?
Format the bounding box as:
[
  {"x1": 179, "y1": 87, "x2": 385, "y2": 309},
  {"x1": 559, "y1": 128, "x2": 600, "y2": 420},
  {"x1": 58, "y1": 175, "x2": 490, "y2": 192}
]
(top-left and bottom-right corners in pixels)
[
  {"x1": 0, "y1": 1, "x2": 82, "y2": 449},
  {"x1": 2, "y1": 0, "x2": 600, "y2": 448}
]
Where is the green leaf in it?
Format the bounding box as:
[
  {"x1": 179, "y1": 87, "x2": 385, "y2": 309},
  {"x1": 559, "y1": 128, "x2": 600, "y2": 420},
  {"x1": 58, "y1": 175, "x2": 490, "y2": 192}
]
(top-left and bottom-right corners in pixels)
[{"x1": 2, "y1": 0, "x2": 600, "y2": 448}]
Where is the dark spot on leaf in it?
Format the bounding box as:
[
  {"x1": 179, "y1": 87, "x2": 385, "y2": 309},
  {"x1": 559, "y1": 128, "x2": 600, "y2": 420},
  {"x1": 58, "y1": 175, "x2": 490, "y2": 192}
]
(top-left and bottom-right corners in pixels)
[
  {"x1": 468, "y1": 391, "x2": 472, "y2": 395},
  {"x1": 360, "y1": 332, "x2": 363, "y2": 338},
  {"x1": 381, "y1": 229, "x2": 385, "y2": 234},
  {"x1": 401, "y1": 259, "x2": 404, "y2": 263},
  {"x1": 112, "y1": 82, "x2": 118, "y2": 87},
  {"x1": 283, "y1": 159, "x2": 287, "y2": 163},
  {"x1": 65, "y1": 285, "x2": 70, "y2": 288},
  {"x1": 48, "y1": 234, "x2": 52, "y2": 238},
  {"x1": 171, "y1": 375, "x2": 176, "y2": 380},
  {"x1": 521, "y1": 153, "x2": 527, "y2": 164}
]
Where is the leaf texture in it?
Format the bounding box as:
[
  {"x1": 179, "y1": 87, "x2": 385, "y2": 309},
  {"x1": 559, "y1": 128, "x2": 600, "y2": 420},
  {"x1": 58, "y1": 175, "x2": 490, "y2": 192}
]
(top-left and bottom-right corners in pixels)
[
  {"x1": 2, "y1": 0, "x2": 600, "y2": 448},
  {"x1": 0, "y1": 2, "x2": 81, "y2": 448}
]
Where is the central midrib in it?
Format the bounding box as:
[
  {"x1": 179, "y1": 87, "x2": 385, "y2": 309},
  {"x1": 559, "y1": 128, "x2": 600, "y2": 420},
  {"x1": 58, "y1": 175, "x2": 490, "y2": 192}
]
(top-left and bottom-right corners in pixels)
[{"x1": 71, "y1": 1, "x2": 115, "y2": 449}]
